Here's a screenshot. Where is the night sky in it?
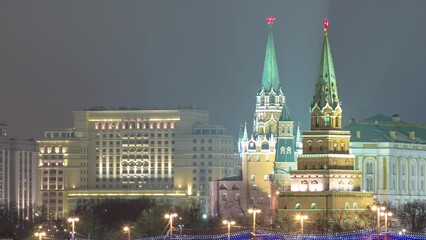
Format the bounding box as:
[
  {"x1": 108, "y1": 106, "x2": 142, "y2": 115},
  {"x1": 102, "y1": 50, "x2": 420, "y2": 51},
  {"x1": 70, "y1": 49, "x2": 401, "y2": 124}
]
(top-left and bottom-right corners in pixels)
[{"x1": 1, "y1": 1, "x2": 425, "y2": 139}]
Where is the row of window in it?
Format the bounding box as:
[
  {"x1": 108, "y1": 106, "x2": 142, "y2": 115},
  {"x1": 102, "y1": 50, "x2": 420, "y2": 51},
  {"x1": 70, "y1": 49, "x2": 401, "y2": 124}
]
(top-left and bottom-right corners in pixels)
[
  {"x1": 97, "y1": 132, "x2": 175, "y2": 139},
  {"x1": 294, "y1": 202, "x2": 358, "y2": 210},
  {"x1": 95, "y1": 122, "x2": 176, "y2": 130}
]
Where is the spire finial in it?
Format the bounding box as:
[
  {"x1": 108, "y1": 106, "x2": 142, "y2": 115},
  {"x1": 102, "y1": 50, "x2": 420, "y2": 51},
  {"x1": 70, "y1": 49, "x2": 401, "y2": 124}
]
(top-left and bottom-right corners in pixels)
[
  {"x1": 266, "y1": 16, "x2": 276, "y2": 25},
  {"x1": 323, "y1": 17, "x2": 329, "y2": 34}
]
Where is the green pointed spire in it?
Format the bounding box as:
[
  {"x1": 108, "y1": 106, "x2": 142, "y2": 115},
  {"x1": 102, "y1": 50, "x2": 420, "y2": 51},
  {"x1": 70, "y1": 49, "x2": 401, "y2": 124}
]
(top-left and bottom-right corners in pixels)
[
  {"x1": 261, "y1": 17, "x2": 280, "y2": 93},
  {"x1": 311, "y1": 18, "x2": 340, "y2": 110},
  {"x1": 242, "y1": 122, "x2": 248, "y2": 141},
  {"x1": 279, "y1": 104, "x2": 291, "y2": 121}
]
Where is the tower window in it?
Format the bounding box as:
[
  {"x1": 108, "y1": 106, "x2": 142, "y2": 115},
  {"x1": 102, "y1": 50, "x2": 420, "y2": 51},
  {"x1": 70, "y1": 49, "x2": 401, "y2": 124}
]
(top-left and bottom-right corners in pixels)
[{"x1": 324, "y1": 114, "x2": 330, "y2": 127}]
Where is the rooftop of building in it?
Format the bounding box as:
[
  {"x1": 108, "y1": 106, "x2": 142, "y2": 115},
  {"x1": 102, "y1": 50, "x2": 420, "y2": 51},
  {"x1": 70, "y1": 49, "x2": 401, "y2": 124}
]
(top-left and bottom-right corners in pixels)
[
  {"x1": 344, "y1": 114, "x2": 426, "y2": 144},
  {"x1": 84, "y1": 105, "x2": 205, "y2": 111}
]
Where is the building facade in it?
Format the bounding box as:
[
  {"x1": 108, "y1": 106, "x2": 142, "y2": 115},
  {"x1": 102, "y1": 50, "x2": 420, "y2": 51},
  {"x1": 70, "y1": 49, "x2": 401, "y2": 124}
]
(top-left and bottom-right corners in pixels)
[
  {"x1": 38, "y1": 108, "x2": 238, "y2": 218},
  {"x1": 210, "y1": 18, "x2": 298, "y2": 226},
  {"x1": 0, "y1": 124, "x2": 38, "y2": 218},
  {"x1": 278, "y1": 19, "x2": 374, "y2": 231},
  {"x1": 346, "y1": 114, "x2": 426, "y2": 205}
]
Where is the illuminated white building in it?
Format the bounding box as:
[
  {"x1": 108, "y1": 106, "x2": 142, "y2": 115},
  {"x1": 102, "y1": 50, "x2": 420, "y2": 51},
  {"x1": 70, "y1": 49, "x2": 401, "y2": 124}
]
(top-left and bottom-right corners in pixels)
[
  {"x1": 0, "y1": 124, "x2": 38, "y2": 218},
  {"x1": 38, "y1": 107, "x2": 237, "y2": 217},
  {"x1": 346, "y1": 114, "x2": 426, "y2": 205}
]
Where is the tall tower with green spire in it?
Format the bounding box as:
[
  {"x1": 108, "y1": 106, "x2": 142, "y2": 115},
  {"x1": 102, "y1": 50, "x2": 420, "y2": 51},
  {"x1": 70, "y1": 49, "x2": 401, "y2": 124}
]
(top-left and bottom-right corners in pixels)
[
  {"x1": 278, "y1": 19, "x2": 373, "y2": 228},
  {"x1": 239, "y1": 16, "x2": 297, "y2": 225},
  {"x1": 310, "y1": 18, "x2": 342, "y2": 130}
]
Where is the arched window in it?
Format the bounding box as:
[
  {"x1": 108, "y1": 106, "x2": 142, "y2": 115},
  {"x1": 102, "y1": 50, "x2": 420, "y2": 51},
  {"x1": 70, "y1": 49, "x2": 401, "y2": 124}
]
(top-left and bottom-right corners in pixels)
[
  {"x1": 234, "y1": 193, "x2": 240, "y2": 201},
  {"x1": 307, "y1": 140, "x2": 313, "y2": 152},
  {"x1": 318, "y1": 140, "x2": 323, "y2": 151},
  {"x1": 353, "y1": 202, "x2": 358, "y2": 209},
  {"x1": 286, "y1": 146, "x2": 291, "y2": 154},
  {"x1": 311, "y1": 203, "x2": 317, "y2": 209},
  {"x1": 252, "y1": 184, "x2": 257, "y2": 190},
  {"x1": 401, "y1": 162, "x2": 406, "y2": 176},
  {"x1": 366, "y1": 162, "x2": 374, "y2": 174},
  {"x1": 324, "y1": 114, "x2": 330, "y2": 127},
  {"x1": 345, "y1": 202, "x2": 350, "y2": 209},
  {"x1": 221, "y1": 193, "x2": 227, "y2": 201},
  {"x1": 295, "y1": 203, "x2": 301, "y2": 209},
  {"x1": 315, "y1": 114, "x2": 320, "y2": 127}
]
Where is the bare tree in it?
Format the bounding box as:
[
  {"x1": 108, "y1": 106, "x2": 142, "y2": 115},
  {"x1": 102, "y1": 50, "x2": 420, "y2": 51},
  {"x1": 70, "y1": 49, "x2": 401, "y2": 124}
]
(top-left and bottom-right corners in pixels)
[{"x1": 396, "y1": 200, "x2": 426, "y2": 232}]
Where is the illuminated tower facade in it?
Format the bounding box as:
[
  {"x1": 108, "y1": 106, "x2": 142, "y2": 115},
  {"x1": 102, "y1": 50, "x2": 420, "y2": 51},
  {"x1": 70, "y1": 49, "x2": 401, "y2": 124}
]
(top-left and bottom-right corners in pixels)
[
  {"x1": 278, "y1": 19, "x2": 373, "y2": 230},
  {"x1": 239, "y1": 16, "x2": 297, "y2": 224}
]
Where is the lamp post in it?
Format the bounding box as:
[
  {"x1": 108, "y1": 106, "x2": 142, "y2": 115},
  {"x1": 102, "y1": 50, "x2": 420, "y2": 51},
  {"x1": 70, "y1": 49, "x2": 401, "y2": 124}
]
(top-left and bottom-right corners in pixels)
[
  {"x1": 371, "y1": 204, "x2": 386, "y2": 232},
  {"x1": 67, "y1": 217, "x2": 79, "y2": 240},
  {"x1": 295, "y1": 213, "x2": 308, "y2": 235},
  {"x1": 34, "y1": 231, "x2": 46, "y2": 240},
  {"x1": 248, "y1": 207, "x2": 261, "y2": 236},
  {"x1": 165, "y1": 213, "x2": 177, "y2": 240},
  {"x1": 178, "y1": 224, "x2": 184, "y2": 236},
  {"x1": 380, "y1": 211, "x2": 393, "y2": 233},
  {"x1": 223, "y1": 219, "x2": 235, "y2": 240},
  {"x1": 123, "y1": 226, "x2": 131, "y2": 240}
]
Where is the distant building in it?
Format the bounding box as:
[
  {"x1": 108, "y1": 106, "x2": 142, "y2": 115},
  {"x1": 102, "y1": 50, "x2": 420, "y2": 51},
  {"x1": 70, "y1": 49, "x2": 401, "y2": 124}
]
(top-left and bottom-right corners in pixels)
[
  {"x1": 0, "y1": 124, "x2": 38, "y2": 218},
  {"x1": 278, "y1": 19, "x2": 373, "y2": 229},
  {"x1": 345, "y1": 114, "x2": 426, "y2": 205},
  {"x1": 210, "y1": 18, "x2": 298, "y2": 226},
  {"x1": 38, "y1": 108, "x2": 238, "y2": 218}
]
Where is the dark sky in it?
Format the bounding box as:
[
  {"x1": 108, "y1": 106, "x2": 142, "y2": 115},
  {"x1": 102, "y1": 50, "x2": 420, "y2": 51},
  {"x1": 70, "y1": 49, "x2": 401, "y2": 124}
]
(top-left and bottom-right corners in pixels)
[{"x1": 1, "y1": 1, "x2": 425, "y2": 139}]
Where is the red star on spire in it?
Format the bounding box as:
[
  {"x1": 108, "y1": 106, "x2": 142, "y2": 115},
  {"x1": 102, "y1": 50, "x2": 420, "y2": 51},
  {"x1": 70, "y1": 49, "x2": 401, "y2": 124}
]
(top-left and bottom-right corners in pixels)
[
  {"x1": 323, "y1": 17, "x2": 329, "y2": 31},
  {"x1": 266, "y1": 16, "x2": 276, "y2": 25}
]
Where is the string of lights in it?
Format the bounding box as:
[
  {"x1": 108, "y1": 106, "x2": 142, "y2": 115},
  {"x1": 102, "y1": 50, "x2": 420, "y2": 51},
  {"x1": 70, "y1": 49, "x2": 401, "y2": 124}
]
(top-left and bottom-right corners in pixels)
[{"x1": 133, "y1": 229, "x2": 426, "y2": 240}]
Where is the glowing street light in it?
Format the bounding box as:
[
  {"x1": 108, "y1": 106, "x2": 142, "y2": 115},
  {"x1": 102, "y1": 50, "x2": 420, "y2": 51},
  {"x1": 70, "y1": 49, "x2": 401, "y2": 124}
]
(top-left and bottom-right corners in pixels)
[
  {"x1": 67, "y1": 217, "x2": 79, "y2": 240},
  {"x1": 380, "y1": 211, "x2": 393, "y2": 233},
  {"x1": 165, "y1": 213, "x2": 177, "y2": 240},
  {"x1": 371, "y1": 204, "x2": 386, "y2": 232},
  {"x1": 34, "y1": 231, "x2": 46, "y2": 240},
  {"x1": 222, "y1": 219, "x2": 235, "y2": 240},
  {"x1": 248, "y1": 207, "x2": 261, "y2": 236},
  {"x1": 295, "y1": 214, "x2": 308, "y2": 235},
  {"x1": 123, "y1": 226, "x2": 131, "y2": 240}
]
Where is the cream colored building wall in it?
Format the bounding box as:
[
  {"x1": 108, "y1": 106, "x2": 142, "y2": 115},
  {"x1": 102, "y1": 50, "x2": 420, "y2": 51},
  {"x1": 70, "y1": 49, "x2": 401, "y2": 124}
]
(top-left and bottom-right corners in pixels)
[
  {"x1": 351, "y1": 142, "x2": 426, "y2": 205},
  {"x1": 38, "y1": 109, "x2": 236, "y2": 216},
  {"x1": 278, "y1": 191, "x2": 374, "y2": 224}
]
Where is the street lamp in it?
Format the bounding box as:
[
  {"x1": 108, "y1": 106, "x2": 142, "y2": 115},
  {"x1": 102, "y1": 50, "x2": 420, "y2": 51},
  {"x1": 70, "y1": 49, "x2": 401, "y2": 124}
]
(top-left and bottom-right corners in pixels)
[
  {"x1": 222, "y1": 219, "x2": 235, "y2": 240},
  {"x1": 67, "y1": 217, "x2": 79, "y2": 240},
  {"x1": 371, "y1": 204, "x2": 386, "y2": 232},
  {"x1": 123, "y1": 226, "x2": 131, "y2": 240},
  {"x1": 248, "y1": 207, "x2": 261, "y2": 236},
  {"x1": 34, "y1": 231, "x2": 46, "y2": 240},
  {"x1": 165, "y1": 213, "x2": 177, "y2": 240},
  {"x1": 178, "y1": 224, "x2": 184, "y2": 236},
  {"x1": 380, "y1": 211, "x2": 393, "y2": 233},
  {"x1": 295, "y1": 213, "x2": 308, "y2": 235}
]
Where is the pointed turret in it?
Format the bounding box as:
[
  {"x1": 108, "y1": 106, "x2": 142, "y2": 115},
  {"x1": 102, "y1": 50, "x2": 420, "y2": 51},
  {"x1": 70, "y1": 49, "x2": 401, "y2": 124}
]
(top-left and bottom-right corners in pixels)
[
  {"x1": 261, "y1": 16, "x2": 280, "y2": 93},
  {"x1": 310, "y1": 18, "x2": 342, "y2": 130},
  {"x1": 295, "y1": 123, "x2": 303, "y2": 151},
  {"x1": 242, "y1": 122, "x2": 248, "y2": 141},
  {"x1": 279, "y1": 104, "x2": 291, "y2": 121}
]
